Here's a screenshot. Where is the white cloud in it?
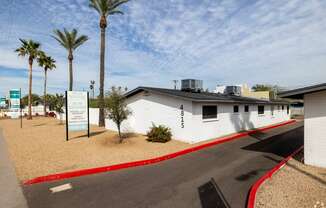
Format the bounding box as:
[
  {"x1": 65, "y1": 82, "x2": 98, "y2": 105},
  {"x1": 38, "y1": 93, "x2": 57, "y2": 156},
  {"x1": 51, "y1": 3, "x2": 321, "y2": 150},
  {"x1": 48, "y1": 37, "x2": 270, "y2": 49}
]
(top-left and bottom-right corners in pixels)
[{"x1": 1, "y1": 0, "x2": 326, "y2": 97}]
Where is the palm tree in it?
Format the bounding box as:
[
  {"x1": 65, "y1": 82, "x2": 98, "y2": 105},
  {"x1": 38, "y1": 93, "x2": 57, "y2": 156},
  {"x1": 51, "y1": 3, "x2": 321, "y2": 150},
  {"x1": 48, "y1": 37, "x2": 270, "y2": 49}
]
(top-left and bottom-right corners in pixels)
[
  {"x1": 38, "y1": 51, "x2": 56, "y2": 116},
  {"x1": 52, "y1": 28, "x2": 88, "y2": 91},
  {"x1": 89, "y1": 0, "x2": 129, "y2": 127},
  {"x1": 15, "y1": 39, "x2": 42, "y2": 120}
]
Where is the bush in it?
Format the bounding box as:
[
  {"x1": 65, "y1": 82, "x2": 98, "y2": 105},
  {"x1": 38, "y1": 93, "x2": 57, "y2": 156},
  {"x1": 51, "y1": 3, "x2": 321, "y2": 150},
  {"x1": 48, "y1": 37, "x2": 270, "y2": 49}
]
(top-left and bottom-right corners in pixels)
[
  {"x1": 146, "y1": 124, "x2": 172, "y2": 143},
  {"x1": 89, "y1": 99, "x2": 99, "y2": 108}
]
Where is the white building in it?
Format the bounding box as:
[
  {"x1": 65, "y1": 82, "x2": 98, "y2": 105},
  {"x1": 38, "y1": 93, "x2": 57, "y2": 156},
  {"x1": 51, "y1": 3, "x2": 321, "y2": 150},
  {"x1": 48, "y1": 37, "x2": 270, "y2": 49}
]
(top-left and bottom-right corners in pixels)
[
  {"x1": 106, "y1": 87, "x2": 290, "y2": 144},
  {"x1": 279, "y1": 83, "x2": 326, "y2": 168}
]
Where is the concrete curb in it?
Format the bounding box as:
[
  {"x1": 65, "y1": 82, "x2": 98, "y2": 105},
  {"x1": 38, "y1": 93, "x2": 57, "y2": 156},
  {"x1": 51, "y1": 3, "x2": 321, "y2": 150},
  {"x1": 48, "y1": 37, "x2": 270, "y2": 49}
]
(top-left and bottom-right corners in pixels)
[
  {"x1": 24, "y1": 120, "x2": 296, "y2": 185},
  {"x1": 247, "y1": 144, "x2": 304, "y2": 208}
]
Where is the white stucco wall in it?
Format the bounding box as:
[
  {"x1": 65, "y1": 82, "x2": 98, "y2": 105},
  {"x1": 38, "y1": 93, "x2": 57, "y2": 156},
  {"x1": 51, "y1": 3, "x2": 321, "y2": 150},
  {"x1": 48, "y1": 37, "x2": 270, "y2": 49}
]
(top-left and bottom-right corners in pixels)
[
  {"x1": 191, "y1": 103, "x2": 290, "y2": 142},
  {"x1": 105, "y1": 92, "x2": 290, "y2": 143},
  {"x1": 105, "y1": 92, "x2": 194, "y2": 142},
  {"x1": 304, "y1": 91, "x2": 326, "y2": 168},
  {"x1": 89, "y1": 108, "x2": 99, "y2": 125}
]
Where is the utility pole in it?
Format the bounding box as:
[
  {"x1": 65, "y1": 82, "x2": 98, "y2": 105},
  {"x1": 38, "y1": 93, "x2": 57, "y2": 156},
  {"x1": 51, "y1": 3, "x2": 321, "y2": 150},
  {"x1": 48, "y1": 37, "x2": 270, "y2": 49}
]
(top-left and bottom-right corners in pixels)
[{"x1": 173, "y1": 80, "x2": 179, "y2": 90}]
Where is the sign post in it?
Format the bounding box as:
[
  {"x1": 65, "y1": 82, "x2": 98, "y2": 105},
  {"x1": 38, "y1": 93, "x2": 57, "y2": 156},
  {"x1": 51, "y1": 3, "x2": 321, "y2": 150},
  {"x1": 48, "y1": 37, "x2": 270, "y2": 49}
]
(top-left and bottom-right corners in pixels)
[{"x1": 65, "y1": 91, "x2": 90, "y2": 141}]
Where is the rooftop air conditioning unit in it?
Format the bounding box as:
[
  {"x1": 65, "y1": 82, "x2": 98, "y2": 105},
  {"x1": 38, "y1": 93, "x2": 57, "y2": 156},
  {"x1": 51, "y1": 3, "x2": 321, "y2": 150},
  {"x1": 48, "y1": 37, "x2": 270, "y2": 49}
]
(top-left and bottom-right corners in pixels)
[
  {"x1": 225, "y1": 86, "x2": 241, "y2": 96},
  {"x1": 181, "y1": 79, "x2": 203, "y2": 92}
]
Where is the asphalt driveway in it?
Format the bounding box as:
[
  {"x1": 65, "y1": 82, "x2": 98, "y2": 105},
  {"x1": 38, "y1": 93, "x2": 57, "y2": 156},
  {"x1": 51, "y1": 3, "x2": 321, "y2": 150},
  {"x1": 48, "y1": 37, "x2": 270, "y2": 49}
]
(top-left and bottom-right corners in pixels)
[{"x1": 23, "y1": 122, "x2": 303, "y2": 208}]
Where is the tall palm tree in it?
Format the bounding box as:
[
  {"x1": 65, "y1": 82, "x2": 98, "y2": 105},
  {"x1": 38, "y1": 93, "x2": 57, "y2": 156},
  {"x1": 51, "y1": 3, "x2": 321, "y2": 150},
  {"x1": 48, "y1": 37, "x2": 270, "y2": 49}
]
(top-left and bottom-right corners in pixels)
[
  {"x1": 15, "y1": 39, "x2": 42, "y2": 120},
  {"x1": 38, "y1": 51, "x2": 56, "y2": 116},
  {"x1": 52, "y1": 28, "x2": 88, "y2": 91},
  {"x1": 89, "y1": 0, "x2": 129, "y2": 127}
]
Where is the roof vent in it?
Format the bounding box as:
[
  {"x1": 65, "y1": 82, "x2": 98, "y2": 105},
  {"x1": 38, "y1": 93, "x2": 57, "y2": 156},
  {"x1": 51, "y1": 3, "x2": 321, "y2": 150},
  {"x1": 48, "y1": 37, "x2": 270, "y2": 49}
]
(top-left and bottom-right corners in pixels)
[{"x1": 181, "y1": 79, "x2": 203, "y2": 93}]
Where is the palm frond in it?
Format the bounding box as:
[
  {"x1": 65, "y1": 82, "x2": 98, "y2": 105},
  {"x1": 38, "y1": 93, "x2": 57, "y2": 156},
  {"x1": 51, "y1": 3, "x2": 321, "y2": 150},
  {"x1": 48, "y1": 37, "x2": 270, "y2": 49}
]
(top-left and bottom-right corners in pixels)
[
  {"x1": 89, "y1": 0, "x2": 128, "y2": 17},
  {"x1": 89, "y1": 0, "x2": 102, "y2": 14},
  {"x1": 15, "y1": 39, "x2": 41, "y2": 58},
  {"x1": 52, "y1": 29, "x2": 69, "y2": 49},
  {"x1": 53, "y1": 28, "x2": 88, "y2": 51},
  {"x1": 108, "y1": 9, "x2": 124, "y2": 15},
  {"x1": 110, "y1": 0, "x2": 129, "y2": 11},
  {"x1": 73, "y1": 35, "x2": 89, "y2": 50}
]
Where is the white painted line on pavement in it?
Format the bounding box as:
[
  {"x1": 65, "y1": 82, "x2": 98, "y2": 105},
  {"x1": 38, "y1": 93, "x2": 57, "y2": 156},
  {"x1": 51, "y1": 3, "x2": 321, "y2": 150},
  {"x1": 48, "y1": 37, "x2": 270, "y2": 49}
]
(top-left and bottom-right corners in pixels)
[{"x1": 50, "y1": 183, "x2": 72, "y2": 193}]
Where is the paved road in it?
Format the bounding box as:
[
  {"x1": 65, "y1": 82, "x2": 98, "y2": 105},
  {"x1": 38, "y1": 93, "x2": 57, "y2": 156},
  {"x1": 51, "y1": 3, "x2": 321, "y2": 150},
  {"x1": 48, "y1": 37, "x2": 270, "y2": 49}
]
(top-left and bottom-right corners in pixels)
[
  {"x1": 0, "y1": 129, "x2": 28, "y2": 208},
  {"x1": 23, "y1": 122, "x2": 303, "y2": 208}
]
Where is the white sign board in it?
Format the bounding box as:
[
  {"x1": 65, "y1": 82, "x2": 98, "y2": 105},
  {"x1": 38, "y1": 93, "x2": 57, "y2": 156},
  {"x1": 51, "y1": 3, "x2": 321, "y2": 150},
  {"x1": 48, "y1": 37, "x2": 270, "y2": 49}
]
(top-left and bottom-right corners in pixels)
[
  {"x1": 67, "y1": 91, "x2": 89, "y2": 132},
  {"x1": 10, "y1": 89, "x2": 20, "y2": 119}
]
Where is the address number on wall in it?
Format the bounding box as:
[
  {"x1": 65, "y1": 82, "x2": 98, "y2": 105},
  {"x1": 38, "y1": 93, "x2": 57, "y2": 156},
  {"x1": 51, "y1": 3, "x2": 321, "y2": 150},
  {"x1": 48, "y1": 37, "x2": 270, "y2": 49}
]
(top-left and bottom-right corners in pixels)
[{"x1": 180, "y1": 104, "x2": 185, "y2": 128}]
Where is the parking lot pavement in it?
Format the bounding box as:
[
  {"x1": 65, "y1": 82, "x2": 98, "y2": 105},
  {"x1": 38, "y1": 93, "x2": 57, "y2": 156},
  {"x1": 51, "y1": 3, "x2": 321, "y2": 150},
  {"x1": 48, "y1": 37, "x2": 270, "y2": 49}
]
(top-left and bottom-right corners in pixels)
[{"x1": 23, "y1": 122, "x2": 303, "y2": 208}]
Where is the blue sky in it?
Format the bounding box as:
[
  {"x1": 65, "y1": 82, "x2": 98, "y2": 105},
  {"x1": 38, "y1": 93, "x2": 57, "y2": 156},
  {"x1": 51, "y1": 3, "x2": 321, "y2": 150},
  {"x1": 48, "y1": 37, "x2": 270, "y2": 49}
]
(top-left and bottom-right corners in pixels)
[{"x1": 1, "y1": 0, "x2": 326, "y2": 97}]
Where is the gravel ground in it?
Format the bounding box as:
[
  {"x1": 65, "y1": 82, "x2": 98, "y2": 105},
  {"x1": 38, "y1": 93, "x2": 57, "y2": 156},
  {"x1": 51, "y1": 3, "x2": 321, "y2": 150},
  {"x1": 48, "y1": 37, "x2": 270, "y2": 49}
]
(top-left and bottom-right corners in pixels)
[
  {"x1": 256, "y1": 153, "x2": 326, "y2": 208},
  {"x1": 0, "y1": 117, "x2": 195, "y2": 181}
]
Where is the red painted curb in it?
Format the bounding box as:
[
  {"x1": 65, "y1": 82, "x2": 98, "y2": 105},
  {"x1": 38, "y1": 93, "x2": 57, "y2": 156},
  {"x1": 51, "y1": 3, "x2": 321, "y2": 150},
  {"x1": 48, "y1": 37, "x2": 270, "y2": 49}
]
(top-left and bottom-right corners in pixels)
[
  {"x1": 247, "y1": 144, "x2": 304, "y2": 208},
  {"x1": 24, "y1": 120, "x2": 296, "y2": 185}
]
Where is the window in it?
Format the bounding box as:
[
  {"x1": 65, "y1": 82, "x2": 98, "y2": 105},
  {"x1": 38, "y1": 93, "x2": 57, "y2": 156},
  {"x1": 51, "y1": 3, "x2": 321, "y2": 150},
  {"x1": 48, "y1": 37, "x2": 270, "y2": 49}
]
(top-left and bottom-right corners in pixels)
[
  {"x1": 258, "y1": 105, "x2": 265, "y2": 115},
  {"x1": 202, "y1": 106, "x2": 217, "y2": 119},
  {"x1": 233, "y1": 105, "x2": 239, "y2": 113},
  {"x1": 244, "y1": 105, "x2": 249, "y2": 113},
  {"x1": 287, "y1": 105, "x2": 290, "y2": 114},
  {"x1": 282, "y1": 105, "x2": 284, "y2": 110},
  {"x1": 271, "y1": 105, "x2": 274, "y2": 116}
]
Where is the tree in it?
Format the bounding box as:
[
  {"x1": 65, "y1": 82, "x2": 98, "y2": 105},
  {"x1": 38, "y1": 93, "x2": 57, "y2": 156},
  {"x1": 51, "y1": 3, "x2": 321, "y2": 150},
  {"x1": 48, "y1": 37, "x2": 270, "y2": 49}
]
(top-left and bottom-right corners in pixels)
[
  {"x1": 42, "y1": 94, "x2": 56, "y2": 111},
  {"x1": 89, "y1": 80, "x2": 95, "y2": 99},
  {"x1": 53, "y1": 94, "x2": 65, "y2": 124},
  {"x1": 21, "y1": 94, "x2": 41, "y2": 108},
  {"x1": 15, "y1": 39, "x2": 42, "y2": 119},
  {"x1": 252, "y1": 84, "x2": 273, "y2": 92},
  {"x1": 38, "y1": 51, "x2": 56, "y2": 116},
  {"x1": 52, "y1": 28, "x2": 88, "y2": 91},
  {"x1": 89, "y1": 0, "x2": 129, "y2": 127},
  {"x1": 104, "y1": 86, "x2": 131, "y2": 143}
]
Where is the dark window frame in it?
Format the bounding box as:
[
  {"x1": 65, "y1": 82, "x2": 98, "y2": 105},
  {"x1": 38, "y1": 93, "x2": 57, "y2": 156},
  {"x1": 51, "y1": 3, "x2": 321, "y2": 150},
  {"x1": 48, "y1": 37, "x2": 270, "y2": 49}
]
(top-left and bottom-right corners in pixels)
[
  {"x1": 287, "y1": 105, "x2": 290, "y2": 114},
  {"x1": 202, "y1": 105, "x2": 218, "y2": 120},
  {"x1": 244, "y1": 105, "x2": 249, "y2": 113},
  {"x1": 233, "y1": 105, "x2": 239, "y2": 113},
  {"x1": 258, "y1": 105, "x2": 265, "y2": 115}
]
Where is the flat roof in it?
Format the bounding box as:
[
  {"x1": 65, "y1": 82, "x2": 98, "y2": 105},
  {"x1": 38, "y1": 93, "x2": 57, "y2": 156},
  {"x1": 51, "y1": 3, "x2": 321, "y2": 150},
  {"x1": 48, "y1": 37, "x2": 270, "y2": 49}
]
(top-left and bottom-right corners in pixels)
[
  {"x1": 278, "y1": 83, "x2": 326, "y2": 99},
  {"x1": 125, "y1": 87, "x2": 288, "y2": 105}
]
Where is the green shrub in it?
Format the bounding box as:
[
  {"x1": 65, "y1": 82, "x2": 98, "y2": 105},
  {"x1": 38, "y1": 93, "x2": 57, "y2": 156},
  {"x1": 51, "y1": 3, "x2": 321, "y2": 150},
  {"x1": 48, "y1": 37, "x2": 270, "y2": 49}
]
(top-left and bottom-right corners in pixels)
[
  {"x1": 89, "y1": 99, "x2": 99, "y2": 108},
  {"x1": 146, "y1": 124, "x2": 172, "y2": 143}
]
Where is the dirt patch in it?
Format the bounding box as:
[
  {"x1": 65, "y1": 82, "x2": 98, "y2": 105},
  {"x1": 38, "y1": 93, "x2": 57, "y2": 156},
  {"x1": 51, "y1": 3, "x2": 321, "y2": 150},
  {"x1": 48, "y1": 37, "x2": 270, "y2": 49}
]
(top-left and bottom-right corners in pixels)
[
  {"x1": 255, "y1": 156, "x2": 326, "y2": 208},
  {"x1": 0, "y1": 117, "x2": 194, "y2": 181}
]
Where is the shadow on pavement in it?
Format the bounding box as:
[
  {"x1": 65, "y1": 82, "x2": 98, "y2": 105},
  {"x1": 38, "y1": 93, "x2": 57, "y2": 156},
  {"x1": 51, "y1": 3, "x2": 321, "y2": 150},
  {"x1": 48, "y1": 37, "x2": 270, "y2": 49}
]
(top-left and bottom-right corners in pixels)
[
  {"x1": 241, "y1": 126, "x2": 303, "y2": 158},
  {"x1": 235, "y1": 168, "x2": 269, "y2": 181}
]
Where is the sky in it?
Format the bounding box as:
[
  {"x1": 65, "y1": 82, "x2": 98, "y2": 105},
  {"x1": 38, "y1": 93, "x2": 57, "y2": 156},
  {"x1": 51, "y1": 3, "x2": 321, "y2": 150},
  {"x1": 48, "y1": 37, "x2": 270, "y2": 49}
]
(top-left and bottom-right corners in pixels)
[{"x1": 1, "y1": 0, "x2": 326, "y2": 97}]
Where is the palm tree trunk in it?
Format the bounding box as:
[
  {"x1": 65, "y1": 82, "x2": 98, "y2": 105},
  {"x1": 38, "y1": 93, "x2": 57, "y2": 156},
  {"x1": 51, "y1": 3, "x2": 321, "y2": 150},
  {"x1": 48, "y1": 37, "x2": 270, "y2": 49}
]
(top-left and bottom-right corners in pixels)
[
  {"x1": 43, "y1": 69, "x2": 47, "y2": 116},
  {"x1": 28, "y1": 60, "x2": 33, "y2": 120},
  {"x1": 68, "y1": 52, "x2": 73, "y2": 91},
  {"x1": 98, "y1": 26, "x2": 106, "y2": 127}
]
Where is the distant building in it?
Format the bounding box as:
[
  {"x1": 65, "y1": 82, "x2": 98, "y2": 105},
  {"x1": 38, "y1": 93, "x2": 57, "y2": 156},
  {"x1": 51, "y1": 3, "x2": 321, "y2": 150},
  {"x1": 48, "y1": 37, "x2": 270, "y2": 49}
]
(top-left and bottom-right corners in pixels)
[{"x1": 214, "y1": 84, "x2": 270, "y2": 100}]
